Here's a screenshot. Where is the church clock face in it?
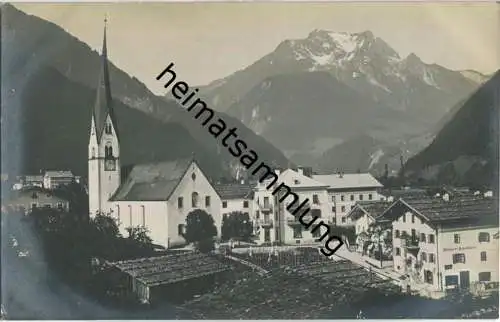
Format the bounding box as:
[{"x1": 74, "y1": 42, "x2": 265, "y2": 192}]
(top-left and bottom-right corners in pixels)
[{"x1": 105, "y1": 158, "x2": 116, "y2": 171}]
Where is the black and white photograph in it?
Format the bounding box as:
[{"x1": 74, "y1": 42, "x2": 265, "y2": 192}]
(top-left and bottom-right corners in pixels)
[{"x1": 1, "y1": 1, "x2": 499, "y2": 319}]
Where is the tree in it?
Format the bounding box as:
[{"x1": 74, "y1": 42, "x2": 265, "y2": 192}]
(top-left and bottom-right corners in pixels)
[
  {"x1": 125, "y1": 226, "x2": 153, "y2": 245},
  {"x1": 184, "y1": 209, "x2": 217, "y2": 253},
  {"x1": 221, "y1": 211, "x2": 253, "y2": 243}
]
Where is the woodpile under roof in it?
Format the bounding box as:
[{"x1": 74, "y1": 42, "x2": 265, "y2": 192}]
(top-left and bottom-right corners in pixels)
[{"x1": 110, "y1": 252, "x2": 233, "y2": 287}]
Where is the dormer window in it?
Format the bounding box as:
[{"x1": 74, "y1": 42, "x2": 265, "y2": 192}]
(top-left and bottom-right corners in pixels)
[
  {"x1": 294, "y1": 179, "x2": 300, "y2": 185},
  {"x1": 105, "y1": 123, "x2": 112, "y2": 134}
]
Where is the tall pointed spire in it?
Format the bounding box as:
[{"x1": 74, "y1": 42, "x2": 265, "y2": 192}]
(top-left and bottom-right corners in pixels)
[{"x1": 93, "y1": 16, "x2": 117, "y2": 142}]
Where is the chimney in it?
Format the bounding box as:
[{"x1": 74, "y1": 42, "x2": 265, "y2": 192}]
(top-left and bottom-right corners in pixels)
[
  {"x1": 338, "y1": 170, "x2": 344, "y2": 178},
  {"x1": 297, "y1": 167, "x2": 304, "y2": 175},
  {"x1": 442, "y1": 193, "x2": 449, "y2": 201},
  {"x1": 303, "y1": 166, "x2": 313, "y2": 178},
  {"x1": 275, "y1": 169, "x2": 281, "y2": 176}
]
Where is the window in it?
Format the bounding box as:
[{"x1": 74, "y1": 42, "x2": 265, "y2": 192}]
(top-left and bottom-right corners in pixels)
[
  {"x1": 359, "y1": 194, "x2": 363, "y2": 201},
  {"x1": 478, "y1": 232, "x2": 490, "y2": 243},
  {"x1": 116, "y1": 205, "x2": 120, "y2": 222},
  {"x1": 395, "y1": 247, "x2": 401, "y2": 256},
  {"x1": 243, "y1": 200, "x2": 249, "y2": 208},
  {"x1": 428, "y1": 234, "x2": 435, "y2": 244},
  {"x1": 57, "y1": 202, "x2": 63, "y2": 210},
  {"x1": 192, "y1": 192, "x2": 199, "y2": 207},
  {"x1": 255, "y1": 211, "x2": 260, "y2": 220},
  {"x1": 105, "y1": 145, "x2": 113, "y2": 158},
  {"x1": 340, "y1": 195, "x2": 345, "y2": 201},
  {"x1": 350, "y1": 195, "x2": 354, "y2": 201},
  {"x1": 481, "y1": 251, "x2": 487, "y2": 262},
  {"x1": 411, "y1": 214, "x2": 415, "y2": 223},
  {"x1": 205, "y1": 196, "x2": 211, "y2": 207},
  {"x1": 420, "y1": 233, "x2": 426, "y2": 242},
  {"x1": 92, "y1": 147, "x2": 96, "y2": 158},
  {"x1": 444, "y1": 264, "x2": 452, "y2": 270},
  {"x1": 454, "y1": 234, "x2": 460, "y2": 244},
  {"x1": 263, "y1": 197, "x2": 269, "y2": 207},
  {"x1": 331, "y1": 196, "x2": 335, "y2": 202},
  {"x1": 421, "y1": 252, "x2": 427, "y2": 262},
  {"x1": 452, "y1": 253, "x2": 466, "y2": 264},
  {"x1": 368, "y1": 194, "x2": 373, "y2": 200},
  {"x1": 402, "y1": 214, "x2": 406, "y2": 223},
  {"x1": 411, "y1": 229, "x2": 416, "y2": 238},
  {"x1": 332, "y1": 206, "x2": 336, "y2": 213},
  {"x1": 479, "y1": 272, "x2": 491, "y2": 282},
  {"x1": 445, "y1": 275, "x2": 459, "y2": 286},
  {"x1": 141, "y1": 205, "x2": 145, "y2": 226},
  {"x1": 293, "y1": 226, "x2": 302, "y2": 239},
  {"x1": 31, "y1": 203, "x2": 37, "y2": 210},
  {"x1": 341, "y1": 217, "x2": 346, "y2": 223},
  {"x1": 177, "y1": 197, "x2": 183, "y2": 209},
  {"x1": 341, "y1": 206, "x2": 346, "y2": 212},
  {"x1": 191, "y1": 173, "x2": 196, "y2": 181},
  {"x1": 178, "y1": 224, "x2": 185, "y2": 236},
  {"x1": 313, "y1": 195, "x2": 319, "y2": 204},
  {"x1": 429, "y1": 254, "x2": 435, "y2": 263},
  {"x1": 395, "y1": 230, "x2": 400, "y2": 238},
  {"x1": 424, "y1": 270, "x2": 433, "y2": 284},
  {"x1": 222, "y1": 201, "x2": 227, "y2": 208},
  {"x1": 264, "y1": 229, "x2": 271, "y2": 242},
  {"x1": 105, "y1": 123, "x2": 112, "y2": 134}
]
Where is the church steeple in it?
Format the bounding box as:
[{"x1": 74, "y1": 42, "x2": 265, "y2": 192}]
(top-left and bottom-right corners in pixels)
[{"x1": 93, "y1": 17, "x2": 118, "y2": 142}]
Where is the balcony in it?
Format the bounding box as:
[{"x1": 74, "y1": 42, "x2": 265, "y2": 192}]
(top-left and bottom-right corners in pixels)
[
  {"x1": 402, "y1": 236, "x2": 420, "y2": 249},
  {"x1": 259, "y1": 218, "x2": 273, "y2": 227},
  {"x1": 287, "y1": 214, "x2": 314, "y2": 226},
  {"x1": 259, "y1": 203, "x2": 273, "y2": 212}
]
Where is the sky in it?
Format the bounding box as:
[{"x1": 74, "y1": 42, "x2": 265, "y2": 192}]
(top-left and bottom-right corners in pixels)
[{"x1": 15, "y1": 2, "x2": 500, "y2": 95}]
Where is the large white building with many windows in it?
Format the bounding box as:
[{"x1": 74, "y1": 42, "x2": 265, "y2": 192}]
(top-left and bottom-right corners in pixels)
[
  {"x1": 312, "y1": 173, "x2": 384, "y2": 226},
  {"x1": 387, "y1": 196, "x2": 499, "y2": 298}
]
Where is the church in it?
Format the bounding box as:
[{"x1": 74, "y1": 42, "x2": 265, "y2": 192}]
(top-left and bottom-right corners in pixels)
[{"x1": 88, "y1": 23, "x2": 234, "y2": 248}]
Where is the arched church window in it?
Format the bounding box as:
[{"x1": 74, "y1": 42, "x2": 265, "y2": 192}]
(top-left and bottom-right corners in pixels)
[
  {"x1": 192, "y1": 192, "x2": 199, "y2": 208},
  {"x1": 191, "y1": 173, "x2": 196, "y2": 181},
  {"x1": 105, "y1": 143, "x2": 113, "y2": 159},
  {"x1": 105, "y1": 123, "x2": 112, "y2": 134},
  {"x1": 92, "y1": 147, "x2": 96, "y2": 159}
]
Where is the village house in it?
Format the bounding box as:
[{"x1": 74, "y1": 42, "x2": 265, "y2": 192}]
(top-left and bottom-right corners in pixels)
[
  {"x1": 347, "y1": 200, "x2": 394, "y2": 236},
  {"x1": 43, "y1": 170, "x2": 79, "y2": 189},
  {"x1": 3, "y1": 186, "x2": 69, "y2": 214},
  {"x1": 385, "y1": 195, "x2": 499, "y2": 298},
  {"x1": 214, "y1": 182, "x2": 254, "y2": 218},
  {"x1": 252, "y1": 168, "x2": 330, "y2": 245},
  {"x1": 312, "y1": 172, "x2": 384, "y2": 226}
]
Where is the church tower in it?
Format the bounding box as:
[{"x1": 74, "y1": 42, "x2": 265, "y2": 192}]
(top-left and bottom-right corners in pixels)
[{"x1": 88, "y1": 19, "x2": 120, "y2": 217}]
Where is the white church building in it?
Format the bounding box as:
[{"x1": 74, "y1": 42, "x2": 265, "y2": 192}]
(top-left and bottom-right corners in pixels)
[{"x1": 88, "y1": 24, "x2": 223, "y2": 248}]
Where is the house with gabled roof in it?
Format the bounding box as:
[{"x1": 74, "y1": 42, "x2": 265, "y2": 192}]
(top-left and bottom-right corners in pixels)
[
  {"x1": 108, "y1": 158, "x2": 223, "y2": 248},
  {"x1": 347, "y1": 200, "x2": 394, "y2": 236},
  {"x1": 214, "y1": 182, "x2": 254, "y2": 218},
  {"x1": 384, "y1": 195, "x2": 499, "y2": 298}
]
